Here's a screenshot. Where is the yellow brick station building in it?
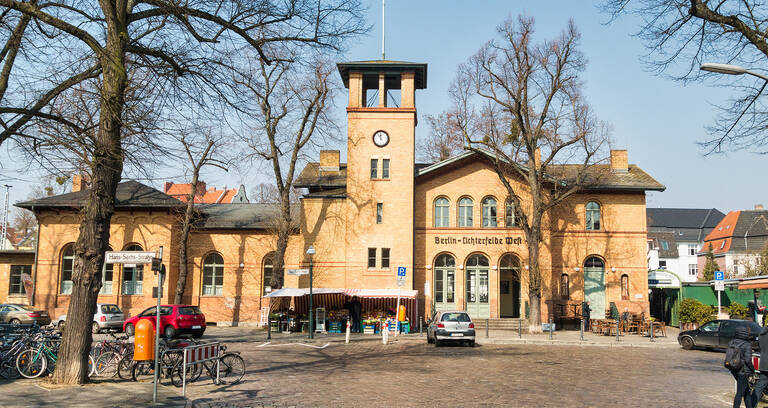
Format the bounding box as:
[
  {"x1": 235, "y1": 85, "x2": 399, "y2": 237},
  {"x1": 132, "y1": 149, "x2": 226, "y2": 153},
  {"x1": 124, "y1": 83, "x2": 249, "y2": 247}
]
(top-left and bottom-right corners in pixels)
[{"x1": 1, "y1": 61, "x2": 664, "y2": 326}]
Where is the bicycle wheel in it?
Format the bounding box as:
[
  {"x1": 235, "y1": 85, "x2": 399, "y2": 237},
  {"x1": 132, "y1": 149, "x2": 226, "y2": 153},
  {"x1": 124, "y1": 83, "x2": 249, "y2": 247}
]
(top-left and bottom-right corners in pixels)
[
  {"x1": 217, "y1": 354, "x2": 245, "y2": 385},
  {"x1": 16, "y1": 349, "x2": 47, "y2": 379},
  {"x1": 88, "y1": 354, "x2": 95, "y2": 377},
  {"x1": 117, "y1": 354, "x2": 134, "y2": 380},
  {"x1": 0, "y1": 360, "x2": 20, "y2": 379},
  {"x1": 169, "y1": 361, "x2": 199, "y2": 388},
  {"x1": 95, "y1": 351, "x2": 117, "y2": 377},
  {"x1": 131, "y1": 360, "x2": 154, "y2": 382}
]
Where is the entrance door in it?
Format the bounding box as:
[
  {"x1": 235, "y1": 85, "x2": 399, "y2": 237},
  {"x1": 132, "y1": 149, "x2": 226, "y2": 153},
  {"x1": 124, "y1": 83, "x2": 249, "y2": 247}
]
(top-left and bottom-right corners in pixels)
[
  {"x1": 433, "y1": 254, "x2": 456, "y2": 313},
  {"x1": 466, "y1": 254, "x2": 490, "y2": 319},
  {"x1": 584, "y1": 257, "x2": 606, "y2": 319},
  {"x1": 499, "y1": 254, "x2": 521, "y2": 318}
]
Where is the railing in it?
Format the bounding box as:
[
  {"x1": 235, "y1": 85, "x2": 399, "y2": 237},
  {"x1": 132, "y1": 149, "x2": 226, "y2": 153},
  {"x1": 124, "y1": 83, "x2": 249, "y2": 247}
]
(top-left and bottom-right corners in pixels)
[{"x1": 122, "y1": 281, "x2": 142, "y2": 295}]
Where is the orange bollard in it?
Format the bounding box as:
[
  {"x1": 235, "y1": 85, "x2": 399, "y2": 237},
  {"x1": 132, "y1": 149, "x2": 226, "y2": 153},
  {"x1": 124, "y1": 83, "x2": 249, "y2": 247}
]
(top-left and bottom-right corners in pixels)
[
  {"x1": 134, "y1": 319, "x2": 155, "y2": 361},
  {"x1": 398, "y1": 305, "x2": 406, "y2": 322}
]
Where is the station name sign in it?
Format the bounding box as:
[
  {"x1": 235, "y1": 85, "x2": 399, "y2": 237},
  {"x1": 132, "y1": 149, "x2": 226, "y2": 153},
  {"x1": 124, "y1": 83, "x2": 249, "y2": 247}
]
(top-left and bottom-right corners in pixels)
[{"x1": 434, "y1": 236, "x2": 523, "y2": 246}]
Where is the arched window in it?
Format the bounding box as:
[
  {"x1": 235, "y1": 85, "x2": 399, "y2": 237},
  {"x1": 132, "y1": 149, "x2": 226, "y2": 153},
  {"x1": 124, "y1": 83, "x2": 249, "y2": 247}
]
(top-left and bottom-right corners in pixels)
[
  {"x1": 458, "y1": 197, "x2": 473, "y2": 227},
  {"x1": 481, "y1": 197, "x2": 497, "y2": 227},
  {"x1": 466, "y1": 254, "x2": 490, "y2": 304},
  {"x1": 99, "y1": 246, "x2": 114, "y2": 295},
  {"x1": 561, "y1": 274, "x2": 570, "y2": 300},
  {"x1": 586, "y1": 201, "x2": 601, "y2": 230},
  {"x1": 584, "y1": 256, "x2": 604, "y2": 269},
  {"x1": 60, "y1": 244, "x2": 75, "y2": 294},
  {"x1": 434, "y1": 254, "x2": 455, "y2": 304},
  {"x1": 499, "y1": 254, "x2": 521, "y2": 278},
  {"x1": 621, "y1": 274, "x2": 629, "y2": 300},
  {"x1": 505, "y1": 198, "x2": 516, "y2": 227},
  {"x1": 203, "y1": 253, "x2": 224, "y2": 296},
  {"x1": 122, "y1": 244, "x2": 144, "y2": 295},
  {"x1": 434, "y1": 197, "x2": 450, "y2": 227},
  {"x1": 263, "y1": 252, "x2": 275, "y2": 296}
]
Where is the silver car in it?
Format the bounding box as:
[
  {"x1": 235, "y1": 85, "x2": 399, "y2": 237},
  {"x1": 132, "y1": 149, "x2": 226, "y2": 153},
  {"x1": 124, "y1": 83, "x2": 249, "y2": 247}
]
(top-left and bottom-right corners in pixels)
[
  {"x1": 427, "y1": 310, "x2": 476, "y2": 347},
  {"x1": 56, "y1": 303, "x2": 125, "y2": 333}
]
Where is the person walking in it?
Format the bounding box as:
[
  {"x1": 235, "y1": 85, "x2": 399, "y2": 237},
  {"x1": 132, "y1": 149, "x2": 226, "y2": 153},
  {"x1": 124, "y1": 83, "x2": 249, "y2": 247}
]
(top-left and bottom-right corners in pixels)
[
  {"x1": 581, "y1": 301, "x2": 591, "y2": 331},
  {"x1": 727, "y1": 326, "x2": 755, "y2": 408},
  {"x1": 349, "y1": 296, "x2": 362, "y2": 333},
  {"x1": 751, "y1": 325, "x2": 768, "y2": 406}
]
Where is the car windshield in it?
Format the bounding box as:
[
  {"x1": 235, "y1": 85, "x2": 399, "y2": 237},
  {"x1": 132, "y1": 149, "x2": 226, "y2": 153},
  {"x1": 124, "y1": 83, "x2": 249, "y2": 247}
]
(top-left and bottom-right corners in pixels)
[
  {"x1": 179, "y1": 306, "x2": 202, "y2": 315},
  {"x1": 101, "y1": 305, "x2": 121, "y2": 314},
  {"x1": 441, "y1": 313, "x2": 470, "y2": 322},
  {"x1": 16, "y1": 305, "x2": 35, "y2": 311}
]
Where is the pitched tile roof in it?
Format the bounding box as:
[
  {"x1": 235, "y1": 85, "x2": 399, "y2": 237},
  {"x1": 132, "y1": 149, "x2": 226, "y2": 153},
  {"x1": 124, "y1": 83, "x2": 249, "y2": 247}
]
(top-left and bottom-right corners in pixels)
[
  {"x1": 703, "y1": 210, "x2": 768, "y2": 254},
  {"x1": 647, "y1": 208, "x2": 726, "y2": 229},
  {"x1": 15, "y1": 180, "x2": 183, "y2": 210},
  {"x1": 195, "y1": 203, "x2": 300, "y2": 229},
  {"x1": 164, "y1": 181, "x2": 241, "y2": 204}
]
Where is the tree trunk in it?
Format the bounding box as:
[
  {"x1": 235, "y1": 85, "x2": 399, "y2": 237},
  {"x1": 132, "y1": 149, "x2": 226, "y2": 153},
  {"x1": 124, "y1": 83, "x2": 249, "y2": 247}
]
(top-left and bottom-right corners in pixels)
[
  {"x1": 51, "y1": 5, "x2": 127, "y2": 385},
  {"x1": 270, "y1": 194, "x2": 292, "y2": 290},
  {"x1": 174, "y1": 178, "x2": 199, "y2": 304},
  {"x1": 526, "y1": 216, "x2": 543, "y2": 333}
]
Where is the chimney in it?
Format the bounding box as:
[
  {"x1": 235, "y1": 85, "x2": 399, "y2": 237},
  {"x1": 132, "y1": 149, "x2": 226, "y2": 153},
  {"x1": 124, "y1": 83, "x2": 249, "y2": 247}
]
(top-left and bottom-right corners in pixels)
[
  {"x1": 756, "y1": 204, "x2": 765, "y2": 210},
  {"x1": 610, "y1": 149, "x2": 628, "y2": 172},
  {"x1": 72, "y1": 174, "x2": 88, "y2": 192},
  {"x1": 319, "y1": 150, "x2": 340, "y2": 172},
  {"x1": 531, "y1": 148, "x2": 541, "y2": 168}
]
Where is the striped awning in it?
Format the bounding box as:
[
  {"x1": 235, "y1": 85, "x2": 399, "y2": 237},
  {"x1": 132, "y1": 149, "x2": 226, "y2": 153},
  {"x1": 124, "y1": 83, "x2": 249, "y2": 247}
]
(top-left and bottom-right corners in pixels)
[{"x1": 265, "y1": 287, "x2": 417, "y2": 299}]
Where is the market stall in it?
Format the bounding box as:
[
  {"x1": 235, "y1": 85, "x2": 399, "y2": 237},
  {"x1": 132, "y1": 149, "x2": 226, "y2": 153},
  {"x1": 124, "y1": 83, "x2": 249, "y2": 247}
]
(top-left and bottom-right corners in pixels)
[{"x1": 264, "y1": 288, "x2": 419, "y2": 333}]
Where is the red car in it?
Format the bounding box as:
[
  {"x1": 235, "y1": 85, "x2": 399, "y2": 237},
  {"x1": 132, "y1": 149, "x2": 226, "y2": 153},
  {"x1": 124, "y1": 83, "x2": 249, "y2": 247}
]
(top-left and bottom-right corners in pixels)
[{"x1": 123, "y1": 305, "x2": 206, "y2": 338}]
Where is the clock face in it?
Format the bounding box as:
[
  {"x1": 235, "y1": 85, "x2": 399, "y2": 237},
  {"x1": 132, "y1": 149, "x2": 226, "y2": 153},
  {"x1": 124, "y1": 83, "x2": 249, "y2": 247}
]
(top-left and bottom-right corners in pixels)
[{"x1": 373, "y1": 130, "x2": 389, "y2": 147}]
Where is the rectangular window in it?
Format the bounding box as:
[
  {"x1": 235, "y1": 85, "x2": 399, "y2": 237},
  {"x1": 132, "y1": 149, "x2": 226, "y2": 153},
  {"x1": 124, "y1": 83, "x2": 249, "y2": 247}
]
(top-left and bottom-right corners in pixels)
[
  {"x1": 370, "y1": 159, "x2": 378, "y2": 179},
  {"x1": 688, "y1": 264, "x2": 698, "y2": 276},
  {"x1": 688, "y1": 244, "x2": 697, "y2": 256},
  {"x1": 381, "y1": 248, "x2": 390, "y2": 268},
  {"x1": 660, "y1": 240, "x2": 669, "y2": 251},
  {"x1": 368, "y1": 248, "x2": 377, "y2": 268},
  {"x1": 99, "y1": 264, "x2": 114, "y2": 295},
  {"x1": 376, "y1": 203, "x2": 383, "y2": 224},
  {"x1": 9, "y1": 265, "x2": 30, "y2": 295},
  {"x1": 659, "y1": 260, "x2": 667, "y2": 269},
  {"x1": 382, "y1": 159, "x2": 390, "y2": 179}
]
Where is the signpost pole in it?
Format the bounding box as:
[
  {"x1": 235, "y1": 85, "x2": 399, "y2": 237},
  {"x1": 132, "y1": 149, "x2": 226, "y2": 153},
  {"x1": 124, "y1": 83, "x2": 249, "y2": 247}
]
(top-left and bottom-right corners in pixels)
[{"x1": 153, "y1": 246, "x2": 163, "y2": 405}]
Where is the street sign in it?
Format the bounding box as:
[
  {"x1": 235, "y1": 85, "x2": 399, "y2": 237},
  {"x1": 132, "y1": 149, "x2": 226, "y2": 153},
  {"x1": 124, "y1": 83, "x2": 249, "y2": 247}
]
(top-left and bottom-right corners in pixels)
[
  {"x1": 715, "y1": 270, "x2": 724, "y2": 281},
  {"x1": 105, "y1": 251, "x2": 155, "y2": 264},
  {"x1": 397, "y1": 267, "x2": 406, "y2": 277},
  {"x1": 287, "y1": 269, "x2": 309, "y2": 276},
  {"x1": 715, "y1": 281, "x2": 725, "y2": 292}
]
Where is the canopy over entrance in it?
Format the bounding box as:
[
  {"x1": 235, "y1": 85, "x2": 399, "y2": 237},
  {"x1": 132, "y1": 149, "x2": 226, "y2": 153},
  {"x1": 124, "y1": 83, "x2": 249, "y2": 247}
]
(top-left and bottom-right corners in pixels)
[{"x1": 265, "y1": 288, "x2": 417, "y2": 299}]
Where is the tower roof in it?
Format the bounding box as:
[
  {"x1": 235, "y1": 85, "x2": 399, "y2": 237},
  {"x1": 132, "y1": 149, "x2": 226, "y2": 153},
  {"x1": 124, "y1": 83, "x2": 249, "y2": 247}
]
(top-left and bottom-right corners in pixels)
[{"x1": 337, "y1": 60, "x2": 427, "y2": 89}]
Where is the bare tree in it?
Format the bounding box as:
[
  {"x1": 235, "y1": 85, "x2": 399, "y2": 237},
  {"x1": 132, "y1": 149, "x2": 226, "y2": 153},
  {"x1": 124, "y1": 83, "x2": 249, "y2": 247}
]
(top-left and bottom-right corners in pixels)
[
  {"x1": 449, "y1": 16, "x2": 610, "y2": 331},
  {"x1": 0, "y1": 0, "x2": 365, "y2": 384},
  {"x1": 236, "y1": 53, "x2": 338, "y2": 291},
  {"x1": 174, "y1": 133, "x2": 228, "y2": 305},
  {"x1": 418, "y1": 111, "x2": 465, "y2": 162},
  {"x1": 603, "y1": 0, "x2": 768, "y2": 153}
]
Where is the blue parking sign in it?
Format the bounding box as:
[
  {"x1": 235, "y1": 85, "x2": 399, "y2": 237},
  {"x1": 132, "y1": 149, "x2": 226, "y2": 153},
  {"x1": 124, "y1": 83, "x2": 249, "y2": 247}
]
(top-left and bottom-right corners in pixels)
[
  {"x1": 715, "y1": 271, "x2": 724, "y2": 281},
  {"x1": 397, "y1": 267, "x2": 406, "y2": 277}
]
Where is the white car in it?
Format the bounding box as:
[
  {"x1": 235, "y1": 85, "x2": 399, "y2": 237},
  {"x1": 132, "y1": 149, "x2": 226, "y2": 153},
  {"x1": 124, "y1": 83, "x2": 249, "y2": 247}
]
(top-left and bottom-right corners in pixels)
[
  {"x1": 56, "y1": 303, "x2": 125, "y2": 334},
  {"x1": 427, "y1": 310, "x2": 476, "y2": 347}
]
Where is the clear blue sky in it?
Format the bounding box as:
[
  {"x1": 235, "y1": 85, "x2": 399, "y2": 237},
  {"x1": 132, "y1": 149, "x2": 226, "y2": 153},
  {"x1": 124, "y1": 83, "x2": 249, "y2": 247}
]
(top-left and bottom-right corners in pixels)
[{"x1": 1, "y1": 1, "x2": 766, "y2": 213}]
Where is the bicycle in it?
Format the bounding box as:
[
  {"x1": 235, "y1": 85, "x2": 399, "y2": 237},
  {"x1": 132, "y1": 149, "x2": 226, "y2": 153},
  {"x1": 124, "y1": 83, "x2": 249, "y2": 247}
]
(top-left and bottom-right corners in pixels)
[
  {"x1": 170, "y1": 344, "x2": 244, "y2": 387},
  {"x1": 130, "y1": 338, "x2": 197, "y2": 383},
  {"x1": 92, "y1": 333, "x2": 132, "y2": 377},
  {"x1": 16, "y1": 334, "x2": 94, "y2": 379}
]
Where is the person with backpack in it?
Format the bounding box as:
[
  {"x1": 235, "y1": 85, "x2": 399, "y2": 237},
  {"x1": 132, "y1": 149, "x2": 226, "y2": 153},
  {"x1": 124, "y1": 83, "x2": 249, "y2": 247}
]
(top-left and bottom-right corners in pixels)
[
  {"x1": 751, "y1": 325, "x2": 768, "y2": 406},
  {"x1": 726, "y1": 326, "x2": 755, "y2": 408}
]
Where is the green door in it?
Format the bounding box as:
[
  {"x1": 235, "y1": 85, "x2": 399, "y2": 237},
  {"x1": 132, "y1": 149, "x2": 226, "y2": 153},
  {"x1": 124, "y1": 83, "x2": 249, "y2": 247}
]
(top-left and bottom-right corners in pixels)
[
  {"x1": 584, "y1": 257, "x2": 606, "y2": 319},
  {"x1": 466, "y1": 254, "x2": 490, "y2": 319},
  {"x1": 434, "y1": 254, "x2": 456, "y2": 313}
]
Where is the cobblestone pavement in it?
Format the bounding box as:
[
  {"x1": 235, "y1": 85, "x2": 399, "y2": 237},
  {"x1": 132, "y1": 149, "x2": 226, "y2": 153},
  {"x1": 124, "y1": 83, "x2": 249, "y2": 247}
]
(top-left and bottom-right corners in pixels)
[
  {"x1": 0, "y1": 330, "x2": 736, "y2": 407},
  {"x1": 184, "y1": 336, "x2": 733, "y2": 408}
]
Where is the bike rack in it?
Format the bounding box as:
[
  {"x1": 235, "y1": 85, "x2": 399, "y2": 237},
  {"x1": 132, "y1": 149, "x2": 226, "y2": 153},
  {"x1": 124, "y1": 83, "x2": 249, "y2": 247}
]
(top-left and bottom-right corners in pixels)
[{"x1": 181, "y1": 342, "x2": 221, "y2": 398}]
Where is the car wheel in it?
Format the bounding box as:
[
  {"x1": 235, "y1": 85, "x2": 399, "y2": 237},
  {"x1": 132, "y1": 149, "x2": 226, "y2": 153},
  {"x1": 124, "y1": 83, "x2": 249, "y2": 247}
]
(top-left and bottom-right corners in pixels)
[
  {"x1": 192, "y1": 330, "x2": 204, "y2": 339},
  {"x1": 9, "y1": 319, "x2": 21, "y2": 325},
  {"x1": 467, "y1": 340, "x2": 475, "y2": 347},
  {"x1": 435, "y1": 339, "x2": 442, "y2": 347},
  {"x1": 92, "y1": 322, "x2": 100, "y2": 334},
  {"x1": 680, "y1": 336, "x2": 695, "y2": 350},
  {"x1": 125, "y1": 323, "x2": 134, "y2": 336},
  {"x1": 164, "y1": 325, "x2": 176, "y2": 339},
  {"x1": 427, "y1": 333, "x2": 434, "y2": 344}
]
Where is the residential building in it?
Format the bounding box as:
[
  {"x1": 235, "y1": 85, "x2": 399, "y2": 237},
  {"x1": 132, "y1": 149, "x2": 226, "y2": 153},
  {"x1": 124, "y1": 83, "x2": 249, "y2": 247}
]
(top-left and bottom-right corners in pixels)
[
  {"x1": 164, "y1": 181, "x2": 249, "y2": 204},
  {"x1": 646, "y1": 208, "x2": 725, "y2": 282},
  {"x1": 698, "y1": 206, "x2": 768, "y2": 278}
]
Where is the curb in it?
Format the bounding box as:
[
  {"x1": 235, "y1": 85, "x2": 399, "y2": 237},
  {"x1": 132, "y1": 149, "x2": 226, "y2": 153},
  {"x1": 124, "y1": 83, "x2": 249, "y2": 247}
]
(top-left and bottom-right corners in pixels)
[{"x1": 476, "y1": 338, "x2": 680, "y2": 348}]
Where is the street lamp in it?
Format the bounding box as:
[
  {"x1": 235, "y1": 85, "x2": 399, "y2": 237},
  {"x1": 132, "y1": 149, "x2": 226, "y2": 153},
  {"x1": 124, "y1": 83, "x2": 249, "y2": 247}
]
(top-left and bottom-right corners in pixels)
[
  {"x1": 700, "y1": 62, "x2": 768, "y2": 82},
  {"x1": 307, "y1": 245, "x2": 316, "y2": 339}
]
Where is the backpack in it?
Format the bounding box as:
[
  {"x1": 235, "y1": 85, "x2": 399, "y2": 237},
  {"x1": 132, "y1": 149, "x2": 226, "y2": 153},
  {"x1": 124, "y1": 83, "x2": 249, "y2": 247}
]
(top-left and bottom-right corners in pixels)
[{"x1": 724, "y1": 342, "x2": 745, "y2": 372}]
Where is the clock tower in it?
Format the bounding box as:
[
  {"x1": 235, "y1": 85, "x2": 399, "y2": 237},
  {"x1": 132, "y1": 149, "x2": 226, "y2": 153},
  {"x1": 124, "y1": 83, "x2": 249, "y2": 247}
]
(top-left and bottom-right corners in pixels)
[{"x1": 337, "y1": 61, "x2": 427, "y2": 290}]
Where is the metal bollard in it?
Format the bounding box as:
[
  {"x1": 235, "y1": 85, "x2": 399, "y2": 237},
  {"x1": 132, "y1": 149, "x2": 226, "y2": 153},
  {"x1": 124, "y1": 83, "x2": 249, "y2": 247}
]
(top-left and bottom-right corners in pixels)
[
  {"x1": 345, "y1": 317, "x2": 351, "y2": 344},
  {"x1": 267, "y1": 315, "x2": 271, "y2": 340},
  {"x1": 420, "y1": 318, "x2": 423, "y2": 336},
  {"x1": 485, "y1": 319, "x2": 489, "y2": 338},
  {"x1": 650, "y1": 321, "x2": 655, "y2": 342},
  {"x1": 518, "y1": 318, "x2": 522, "y2": 338},
  {"x1": 549, "y1": 317, "x2": 553, "y2": 340},
  {"x1": 580, "y1": 318, "x2": 584, "y2": 341},
  {"x1": 616, "y1": 319, "x2": 620, "y2": 342}
]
